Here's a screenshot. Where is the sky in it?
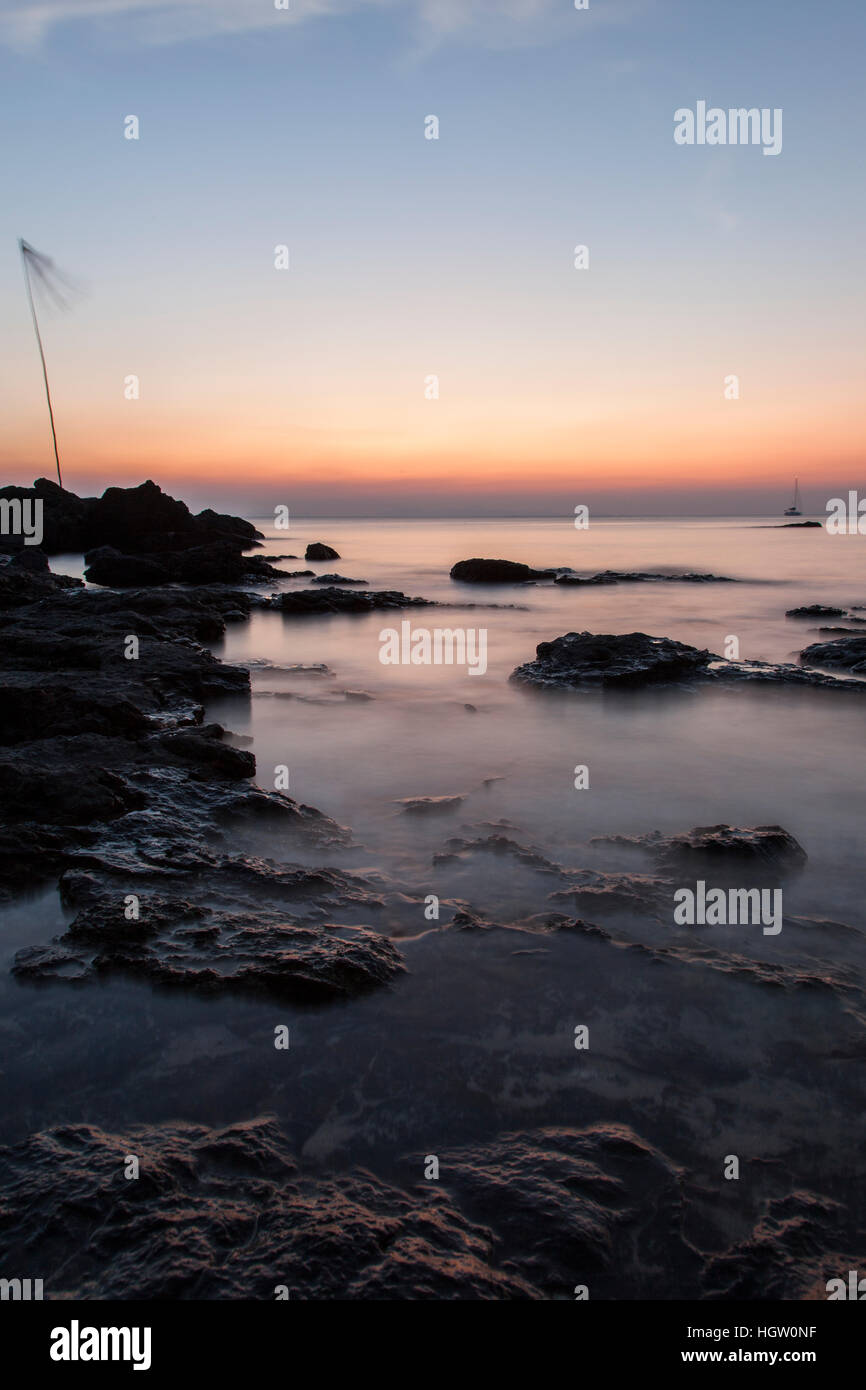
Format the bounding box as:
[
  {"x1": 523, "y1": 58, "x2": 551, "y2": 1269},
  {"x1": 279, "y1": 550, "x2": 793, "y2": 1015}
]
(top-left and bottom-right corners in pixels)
[{"x1": 0, "y1": 0, "x2": 863, "y2": 516}]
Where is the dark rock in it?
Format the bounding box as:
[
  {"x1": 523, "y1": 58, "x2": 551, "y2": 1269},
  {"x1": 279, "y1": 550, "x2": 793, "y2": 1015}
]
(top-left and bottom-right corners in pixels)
[
  {"x1": 433, "y1": 833, "x2": 561, "y2": 875},
  {"x1": 0, "y1": 479, "x2": 90, "y2": 554},
  {"x1": 312, "y1": 574, "x2": 367, "y2": 585},
  {"x1": 305, "y1": 542, "x2": 340, "y2": 561},
  {"x1": 0, "y1": 752, "x2": 146, "y2": 826},
  {"x1": 787, "y1": 605, "x2": 848, "y2": 618},
  {"x1": 193, "y1": 509, "x2": 262, "y2": 547},
  {"x1": 83, "y1": 480, "x2": 197, "y2": 552},
  {"x1": 779, "y1": 521, "x2": 822, "y2": 528},
  {"x1": 702, "y1": 1191, "x2": 855, "y2": 1298},
  {"x1": 0, "y1": 1116, "x2": 696, "y2": 1298},
  {"x1": 554, "y1": 570, "x2": 735, "y2": 586},
  {"x1": 512, "y1": 631, "x2": 714, "y2": 689},
  {"x1": 591, "y1": 823, "x2": 807, "y2": 879},
  {"x1": 0, "y1": 582, "x2": 341, "y2": 901},
  {"x1": 450, "y1": 558, "x2": 556, "y2": 583},
  {"x1": 84, "y1": 542, "x2": 284, "y2": 588},
  {"x1": 395, "y1": 795, "x2": 466, "y2": 816},
  {"x1": 0, "y1": 681, "x2": 149, "y2": 745},
  {"x1": 0, "y1": 588, "x2": 252, "y2": 710},
  {"x1": 156, "y1": 725, "x2": 256, "y2": 780},
  {"x1": 0, "y1": 478, "x2": 262, "y2": 560},
  {"x1": 800, "y1": 637, "x2": 866, "y2": 674},
  {"x1": 83, "y1": 546, "x2": 170, "y2": 586},
  {"x1": 270, "y1": 587, "x2": 433, "y2": 616},
  {"x1": 15, "y1": 854, "x2": 398, "y2": 1002},
  {"x1": 548, "y1": 870, "x2": 675, "y2": 919},
  {"x1": 512, "y1": 630, "x2": 866, "y2": 693},
  {"x1": 649, "y1": 824, "x2": 807, "y2": 877},
  {"x1": 0, "y1": 550, "x2": 83, "y2": 608}
]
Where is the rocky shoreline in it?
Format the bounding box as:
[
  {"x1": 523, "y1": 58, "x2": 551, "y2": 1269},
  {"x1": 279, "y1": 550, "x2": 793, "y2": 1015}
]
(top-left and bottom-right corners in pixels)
[{"x1": 1, "y1": 483, "x2": 864, "y2": 1300}]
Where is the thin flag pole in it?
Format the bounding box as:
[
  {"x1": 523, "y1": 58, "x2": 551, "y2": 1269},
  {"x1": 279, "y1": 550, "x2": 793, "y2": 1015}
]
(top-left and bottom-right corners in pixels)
[{"x1": 19, "y1": 237, "x2": 63, "y2": 488}]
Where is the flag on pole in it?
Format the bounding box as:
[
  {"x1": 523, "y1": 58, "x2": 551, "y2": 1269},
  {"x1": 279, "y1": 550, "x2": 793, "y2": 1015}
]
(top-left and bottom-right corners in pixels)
[{"x1": 19, "y1": 238, "x2": 81, "y2": 488}]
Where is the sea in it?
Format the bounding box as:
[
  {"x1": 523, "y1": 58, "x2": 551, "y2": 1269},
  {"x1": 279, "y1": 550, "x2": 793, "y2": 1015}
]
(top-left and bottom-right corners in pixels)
[{"x1": 3, "y1": 515, "x2": 864, "y2": 1296}]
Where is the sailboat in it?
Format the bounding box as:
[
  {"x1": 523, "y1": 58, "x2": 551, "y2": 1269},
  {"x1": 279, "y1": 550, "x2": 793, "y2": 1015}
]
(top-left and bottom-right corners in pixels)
[{"x1": 784, "y1": 478, "x2": 802, "y2": 516}]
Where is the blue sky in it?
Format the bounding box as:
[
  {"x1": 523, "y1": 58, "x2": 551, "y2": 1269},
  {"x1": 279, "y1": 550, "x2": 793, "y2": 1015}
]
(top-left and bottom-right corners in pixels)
[{"x1": 0, "y1": 0, "x2": 863, "y2": 515}]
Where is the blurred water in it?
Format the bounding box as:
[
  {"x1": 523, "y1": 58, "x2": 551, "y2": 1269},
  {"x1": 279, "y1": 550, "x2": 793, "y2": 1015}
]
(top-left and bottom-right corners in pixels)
[
  {"x1": 2, "y1": 518, "x2": 864, "y2": 1279},
  {"x1": 208, "y1": 516, "x2": 866, "y2": 928}
]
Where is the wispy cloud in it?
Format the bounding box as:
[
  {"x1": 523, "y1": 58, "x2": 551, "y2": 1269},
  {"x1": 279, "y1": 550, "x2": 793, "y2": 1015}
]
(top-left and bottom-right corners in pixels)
[{"x1": 0, "y1": 0, "x2": 642, "y2": 51}]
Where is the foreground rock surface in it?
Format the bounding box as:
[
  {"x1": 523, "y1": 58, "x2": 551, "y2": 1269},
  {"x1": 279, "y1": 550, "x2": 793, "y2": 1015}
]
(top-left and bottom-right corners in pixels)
[{"x1": 0, "y1": 1110, "x2": 855, "y2": 1299}]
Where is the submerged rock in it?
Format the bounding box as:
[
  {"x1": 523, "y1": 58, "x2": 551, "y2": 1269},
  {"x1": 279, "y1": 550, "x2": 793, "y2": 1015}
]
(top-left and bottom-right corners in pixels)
[
  {"x1": 305, "y1": 542, "x2": 340, "y2": 561},
  {"x1": 14, "y1": 839, "x2": 397, "y2": 1000},
  {"x1": 554, "y1": 570, "x2": 735, "y2": 586},
  {"x1": 312, "y1": 574, "x2": 367, "y2": 585},
  {"x1": 270, "y1": 586, "x2": 433, "y2": 615},
  {"x1": 450, "y1": 560, "x2": 736, "y2": 586},
  {"x1": 787, "y1": 605, "x2": 848, "y2": 618},
  {"x1": 548, "y1": 869, "x2": 676, "y2": 918},
  {"x1": 395, "y1": 794, "x2": 466, "y2": 816}
]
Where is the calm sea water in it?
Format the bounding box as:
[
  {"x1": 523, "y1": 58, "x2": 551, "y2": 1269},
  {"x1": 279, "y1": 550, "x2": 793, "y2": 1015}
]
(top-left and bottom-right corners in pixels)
[
  {"x1": 3, "y1": 516, "x2": 864, "y2": 1273},
  {"x1": 208, "y1": 516, "x2": 866, "y2": 927}
]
